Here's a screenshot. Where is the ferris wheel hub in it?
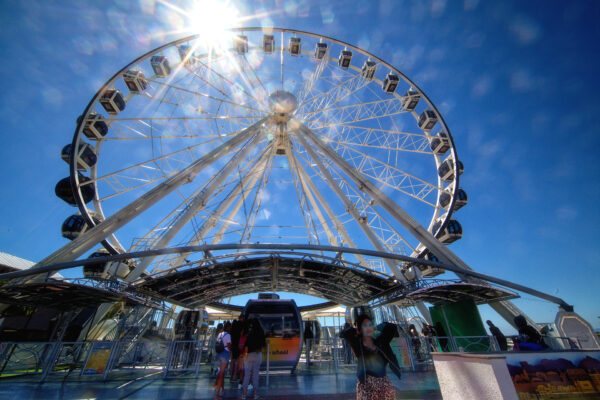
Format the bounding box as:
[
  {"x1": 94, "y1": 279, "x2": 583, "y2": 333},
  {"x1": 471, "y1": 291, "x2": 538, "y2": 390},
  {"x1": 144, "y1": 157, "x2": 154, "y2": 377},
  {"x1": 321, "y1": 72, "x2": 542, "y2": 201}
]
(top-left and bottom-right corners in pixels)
[{"x1": 268, "y1": 90, "x2": 298, "y2": 114}]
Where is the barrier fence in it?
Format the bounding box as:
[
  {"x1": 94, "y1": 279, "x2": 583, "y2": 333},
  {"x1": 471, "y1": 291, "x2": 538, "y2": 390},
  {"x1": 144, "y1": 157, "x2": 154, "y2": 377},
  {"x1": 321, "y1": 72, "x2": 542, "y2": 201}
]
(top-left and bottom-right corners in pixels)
[{"x1": 0, "y1": 334, "x2": 580, "y2": 383}]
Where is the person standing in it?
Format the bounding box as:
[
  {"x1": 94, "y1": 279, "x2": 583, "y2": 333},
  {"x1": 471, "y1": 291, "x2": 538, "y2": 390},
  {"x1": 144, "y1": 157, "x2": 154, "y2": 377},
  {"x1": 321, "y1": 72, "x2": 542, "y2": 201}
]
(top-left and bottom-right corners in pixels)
[
  {"x1": 486, "y1": 320, "x2": 508, "y2": 351},
  {"x1": 342, "y1": 321, "x2": 353, "y2": 364},
  {"x1": 341, "y1": 315, "x2": 402, "y2": 400},
  {"x1": 241, "y1": 318, "x2": 266, "y2": 400},
  {"x1": 214, "y1": 322, "x2": 231, "y2": 399}
]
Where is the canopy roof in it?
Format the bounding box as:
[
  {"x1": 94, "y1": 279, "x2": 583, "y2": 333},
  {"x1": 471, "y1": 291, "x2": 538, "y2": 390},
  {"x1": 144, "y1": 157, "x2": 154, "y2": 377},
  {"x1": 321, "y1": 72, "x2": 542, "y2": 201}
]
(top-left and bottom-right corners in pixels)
[
  {"x1": 406, "y1": 282, "x2": 519, "y2": 306},
  {"x1": 135, "y1": 255, "x2": 399, "y2": 307}
]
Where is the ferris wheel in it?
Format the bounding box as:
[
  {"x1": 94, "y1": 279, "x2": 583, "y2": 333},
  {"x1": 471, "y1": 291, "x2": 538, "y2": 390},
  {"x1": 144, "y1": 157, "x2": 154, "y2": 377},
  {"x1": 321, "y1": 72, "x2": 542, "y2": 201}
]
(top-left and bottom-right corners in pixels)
[{"x1": 55, "y1": 27, "x2": 468, "y2": 283}]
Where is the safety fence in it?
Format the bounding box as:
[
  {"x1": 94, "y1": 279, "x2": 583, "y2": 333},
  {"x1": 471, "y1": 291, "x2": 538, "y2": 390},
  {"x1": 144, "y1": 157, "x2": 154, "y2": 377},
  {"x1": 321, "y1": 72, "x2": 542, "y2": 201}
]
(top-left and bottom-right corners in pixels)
[{"x1": 0, "y1": 334, "x2": 580, "y2": 383}]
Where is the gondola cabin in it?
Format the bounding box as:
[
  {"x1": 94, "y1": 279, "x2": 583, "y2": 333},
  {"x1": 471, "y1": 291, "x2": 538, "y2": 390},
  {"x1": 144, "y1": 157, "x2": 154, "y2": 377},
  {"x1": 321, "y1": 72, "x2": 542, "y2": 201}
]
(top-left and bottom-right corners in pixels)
[
  {"x1": 55, "y1": 174, "x2": 95, "y2": 205},
  {"x1": 99, "y1": 89, "x2": 125, "y2": 115},
  {"x1": 430, "y1": 130, "x2": 450, "y2": 155},
  {"x1": 401, "y1": 88, "x2": 420, "y2": 111},
  {"x1": 61, "y1": 142, "x2": 97, "y2": 170},
  {"x1": 123, "y1": 70, "x2": 148, "y2": 92},
  {"x1": 150, "y1": 55, "x2": 170, "y2": 77},
  {"x1": 418, "y1": 250, "x2": 444, "y2": 277},
  {"x1": 289, "y1": 37, "x2": 301, "y2": 56},
  {"x1": 382, "y1": 73, "x2": 399, "y2": 94},
  {"x1": 178, "y1": 44, "x2": 196, "y2": 66},
  {"x1": 79, "y1": 112, "x2": 108, "y2": 140},
  {"x1": 84, "y1": 249, "x2": 134, "y2": 280},
  {"x1": 234, "y1": 35, "x2": 248, "y2": 55},
  {"x1": 439, "y1": 188, "x2": 468, "y2": 211},
  {"x1": 61, "y1": 213, "x2": 100, "y2": 241},
  {"x1": 431, "y1": 219, "x2": 463, "y2": 243},
  {"x1": 314, "y1": 42, "x2": 327, "y2": 60},
  {"x1": 361, "y1": 60, "x2": 377, "y2": 80},
  {"x1": 263, "y1": 34, "x2": 274, "y2": 54},
  {"x1": 438, "y1": 157, "x2": 464, "y2": 182},
  {"x1": 418, "y1": 109, "x2": 438, "y2": 131},
  {"x1": 338, "y1": 50, "x2": 352, "y2": 69},
  {"x1": 242, "y1": 294, "x2": 303, "y2": 370}
]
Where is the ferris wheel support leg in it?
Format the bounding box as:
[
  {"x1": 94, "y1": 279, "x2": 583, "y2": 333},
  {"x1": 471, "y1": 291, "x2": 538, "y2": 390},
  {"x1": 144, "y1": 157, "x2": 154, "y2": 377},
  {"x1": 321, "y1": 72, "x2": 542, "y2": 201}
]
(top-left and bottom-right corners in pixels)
[
  {"x1": 25, "y1": 118, "x2": 269, "y2": 280},
  {"x1": 169, "y1": 145, "x2": 273, "y2": 268},
  {"x1": 295, "y1": 128, "x2": 432, "y2": 326},
  {"x1": 124, "y1": 132, "x2": 264, "y2": 282},
  {"x1": 288, "y1": 147, "x2": 369, "y2": 267},
  {"x1": 284, "y1": 139, "x2": 338, "y2": 248},
  {"x1": 297, "y1": 121, "x2": 535, "y2": 329}
]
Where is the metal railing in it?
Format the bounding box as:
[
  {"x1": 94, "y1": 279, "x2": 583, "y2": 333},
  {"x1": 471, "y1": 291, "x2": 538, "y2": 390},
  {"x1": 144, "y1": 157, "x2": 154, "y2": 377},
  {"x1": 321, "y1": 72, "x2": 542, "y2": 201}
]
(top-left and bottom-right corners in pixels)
[{"x1": 0, "y1": 333, "x2": 583, "y2": 383}]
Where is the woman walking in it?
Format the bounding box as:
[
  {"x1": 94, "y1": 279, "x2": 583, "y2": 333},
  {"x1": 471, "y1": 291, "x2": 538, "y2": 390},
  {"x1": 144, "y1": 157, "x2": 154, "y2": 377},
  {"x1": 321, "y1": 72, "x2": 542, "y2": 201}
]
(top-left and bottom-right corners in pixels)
[
  {"x1": 241, "y1": 318, "x2": 266, "y2": 400},
  {"x1": 341, "y1": 315, "x2": 402, "y2": 400},
  {"x1": 214, "y1": 321, "x2": 232, "y2": 399}
]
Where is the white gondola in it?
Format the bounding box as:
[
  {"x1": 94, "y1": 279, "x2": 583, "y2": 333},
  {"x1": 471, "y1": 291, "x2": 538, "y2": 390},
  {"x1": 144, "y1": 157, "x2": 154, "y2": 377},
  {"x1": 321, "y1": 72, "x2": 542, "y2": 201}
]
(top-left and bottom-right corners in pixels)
[
  {"x1": 61, "y1": 142, "x2": 97, "y2": 170},
  {"x1": 99, "y1": 89, "x2": 125, "y2": 115},
  {"x1": 439, "y1": 188, "x2": 468, "y2": 211},
  {"x1": 150, "y1": 55, "x2": 170, "y2": 77},
  {"x1": 338, "y1": 49, "x2": 352, "y2": 69},
  {"x1": 382, "y1": 72, "x2": 399, "y2": 93},
  {"x1": 401, "y1": 88, "x2": 420, "y2": 111},
  {"x1": 361, "y1": 60, "x2": 377, "y2": 80},
  {"x1": 418, "y1": 250, "x2": 444, "y2": 277},
  {"x1": 263, "y1": 34, "x2": 274, "y2": 53},
  {"x1": 178, "y1": 45, "x2": 196, "y2": 66},
  {"x1": 431, "y1": 219, "x2": 462, "y2": 243},
  {"x1": 123, "y1": 69, "x2": 148, "y2": 92},
  {"x1": 289, "y1": 37, "x2": 301, "y2": 56},
  {"x1": 84, "y1": 250, "x2": 134, "y2": 280},
  {"x1": 314, "y1": 42, "x2": 327, "y2": 60},
  {"x1": 438, "y1": 157, "x2": 464, "y2": 182},
  {"x1": 61, "y1": 213, "x2": 100, "y2": 241},
  {"x1": 418, "y1": 109, "x2": 438, "y2": 130},
  {"x1": 55, "y1": 174, "x2": 95, "y2": 205},
  {"x1": 79, "y1": 112, "x2": 108, "y2": 140},
  {"x1": 234, "y1": 35, "x2": 248, "y2": 55},
  {"x1": 430, "y1": 130, "x2": 450, "y2": 155}
]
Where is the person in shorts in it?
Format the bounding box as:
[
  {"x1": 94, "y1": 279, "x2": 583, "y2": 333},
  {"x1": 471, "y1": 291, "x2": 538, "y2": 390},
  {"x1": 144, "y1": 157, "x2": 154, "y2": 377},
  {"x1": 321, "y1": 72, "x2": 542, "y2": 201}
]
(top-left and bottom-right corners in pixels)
[{"x1": 214, "y1": 322, "x2": 232, "y2": 399}]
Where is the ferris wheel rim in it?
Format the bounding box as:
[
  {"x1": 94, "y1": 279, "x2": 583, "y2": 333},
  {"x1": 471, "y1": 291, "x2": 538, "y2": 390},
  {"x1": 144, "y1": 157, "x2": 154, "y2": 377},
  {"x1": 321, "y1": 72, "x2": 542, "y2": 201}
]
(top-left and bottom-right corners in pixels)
[{"x1": 68, "y1": 27, "x2": 462, "y2": 259}]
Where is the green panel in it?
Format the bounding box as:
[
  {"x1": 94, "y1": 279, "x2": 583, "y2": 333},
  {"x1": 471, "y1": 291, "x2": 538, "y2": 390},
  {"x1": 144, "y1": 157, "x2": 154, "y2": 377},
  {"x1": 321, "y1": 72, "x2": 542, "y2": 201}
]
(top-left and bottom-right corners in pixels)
[{"x1": 429, "y1": 300, "x2": 490, "y2": 352}]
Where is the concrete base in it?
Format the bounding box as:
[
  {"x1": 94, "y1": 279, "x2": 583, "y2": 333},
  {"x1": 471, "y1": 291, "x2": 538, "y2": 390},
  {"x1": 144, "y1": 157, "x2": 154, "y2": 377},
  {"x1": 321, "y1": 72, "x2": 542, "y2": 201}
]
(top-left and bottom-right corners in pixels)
[{"x1": 432, "y1": 352, "x2": 518, "y2": 400}]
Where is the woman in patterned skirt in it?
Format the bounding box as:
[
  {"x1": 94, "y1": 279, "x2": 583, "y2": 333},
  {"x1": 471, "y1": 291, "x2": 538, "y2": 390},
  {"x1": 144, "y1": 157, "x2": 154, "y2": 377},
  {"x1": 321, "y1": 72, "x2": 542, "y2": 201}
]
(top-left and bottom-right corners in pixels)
[{"x1": 340, "y1": 314, "x2": 402, "y2": 400}]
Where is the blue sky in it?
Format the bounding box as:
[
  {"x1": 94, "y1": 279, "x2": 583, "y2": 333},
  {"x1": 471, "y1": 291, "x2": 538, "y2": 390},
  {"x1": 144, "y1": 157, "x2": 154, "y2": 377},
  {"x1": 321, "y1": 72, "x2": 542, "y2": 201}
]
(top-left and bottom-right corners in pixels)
[{"x1": 0, "y1": 0, "x2": 599, "y2": 334}]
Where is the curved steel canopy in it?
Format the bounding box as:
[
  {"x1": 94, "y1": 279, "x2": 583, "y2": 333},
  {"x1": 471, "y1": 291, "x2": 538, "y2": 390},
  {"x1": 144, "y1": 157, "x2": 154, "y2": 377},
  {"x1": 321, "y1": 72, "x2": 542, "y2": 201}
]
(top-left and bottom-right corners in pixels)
[{"x1": 135, "y1": 255, "x2": 399, "y2": 308}]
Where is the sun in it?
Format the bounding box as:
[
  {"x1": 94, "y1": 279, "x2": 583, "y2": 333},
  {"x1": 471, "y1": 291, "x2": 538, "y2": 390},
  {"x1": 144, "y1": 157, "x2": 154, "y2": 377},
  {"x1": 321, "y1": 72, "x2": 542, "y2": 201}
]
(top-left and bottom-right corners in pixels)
[{"x1": 187, "y1": 0, "x2": 240, "y2": 47}]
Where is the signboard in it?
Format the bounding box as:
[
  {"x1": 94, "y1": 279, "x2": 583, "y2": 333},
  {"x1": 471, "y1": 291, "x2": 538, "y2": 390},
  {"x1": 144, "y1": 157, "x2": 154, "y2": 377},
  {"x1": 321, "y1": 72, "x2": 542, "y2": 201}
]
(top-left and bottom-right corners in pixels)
[{"x1": 82, "y1": 342, "x2": 112, "y2": 375}]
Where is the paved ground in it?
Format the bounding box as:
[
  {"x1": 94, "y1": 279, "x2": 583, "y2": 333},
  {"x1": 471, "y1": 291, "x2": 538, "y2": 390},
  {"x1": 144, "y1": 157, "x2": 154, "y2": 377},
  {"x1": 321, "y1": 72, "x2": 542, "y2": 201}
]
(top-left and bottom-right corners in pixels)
[{"x1": 0, "y1": 368, "x2": 442, "y2": 399}]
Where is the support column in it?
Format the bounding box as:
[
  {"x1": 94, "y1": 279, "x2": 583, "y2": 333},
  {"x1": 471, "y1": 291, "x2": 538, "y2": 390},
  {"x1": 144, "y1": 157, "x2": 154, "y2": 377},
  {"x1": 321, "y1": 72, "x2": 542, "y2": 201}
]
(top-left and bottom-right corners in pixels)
[
  {"x1": 297, "y1": 121, "x2": 535, "y2": 328},
  {"x1": 26, "y1": 118, "x2": 269, "y2": 279}
]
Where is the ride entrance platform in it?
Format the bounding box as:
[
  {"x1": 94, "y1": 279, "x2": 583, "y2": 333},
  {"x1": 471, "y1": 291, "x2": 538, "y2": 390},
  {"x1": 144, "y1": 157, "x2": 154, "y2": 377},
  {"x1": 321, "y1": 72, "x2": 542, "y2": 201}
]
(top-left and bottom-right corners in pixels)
[{"x1": 0, "y1": 367, "x2": 441, "y2": 399}]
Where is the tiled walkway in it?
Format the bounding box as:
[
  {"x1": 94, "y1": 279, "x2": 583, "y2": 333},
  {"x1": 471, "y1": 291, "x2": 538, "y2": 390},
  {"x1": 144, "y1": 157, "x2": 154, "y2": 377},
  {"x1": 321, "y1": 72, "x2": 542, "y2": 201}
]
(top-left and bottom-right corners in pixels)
[{"x1": 0, "y1": 369, "x2": 441, "y2": 399}]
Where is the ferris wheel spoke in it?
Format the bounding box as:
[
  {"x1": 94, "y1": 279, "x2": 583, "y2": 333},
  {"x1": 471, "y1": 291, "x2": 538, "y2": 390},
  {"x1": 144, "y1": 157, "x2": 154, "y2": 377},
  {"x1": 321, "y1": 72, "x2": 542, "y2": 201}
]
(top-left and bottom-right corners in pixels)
[
  {"x1": 298, "y1": 98, "x2": 408, "y2": 126},
  {"x1": 294, "y1": 53, "x2": 329, "y2": 108},
  {"x1": 312, "y1": 125, "x2": 433, "y2": 154},
  {"x1": 192, "y1": 56, "x2": 268, "y2": 112},
  {"x1": 148, "y1": 78, "x2": 266, "y2": 115},
  {"x1": 296, "y1": 73, "x2": 368, "y2": 114},
  {"x1": 322, "y1": 159, "x2": 417, "y2": 254},
  {"x1": 332, "y1": 142, "x2": 438, "y2": 206}
]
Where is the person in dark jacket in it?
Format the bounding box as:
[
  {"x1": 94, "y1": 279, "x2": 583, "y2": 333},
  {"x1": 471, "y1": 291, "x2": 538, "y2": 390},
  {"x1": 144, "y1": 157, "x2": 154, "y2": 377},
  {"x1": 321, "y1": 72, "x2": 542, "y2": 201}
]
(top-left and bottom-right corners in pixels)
[
  {"x1": 486, "y1": 320, "x2": 508, "y2": 351},
  {"x1": 340, "y1": 315, "x2": 401, "y2": 400},
  {"x1": 241, "y1": 318, "x2": 266, "y2": 400},
  {"x1": 513, "y1": 315, "x2": 545, "y2": 351}
]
